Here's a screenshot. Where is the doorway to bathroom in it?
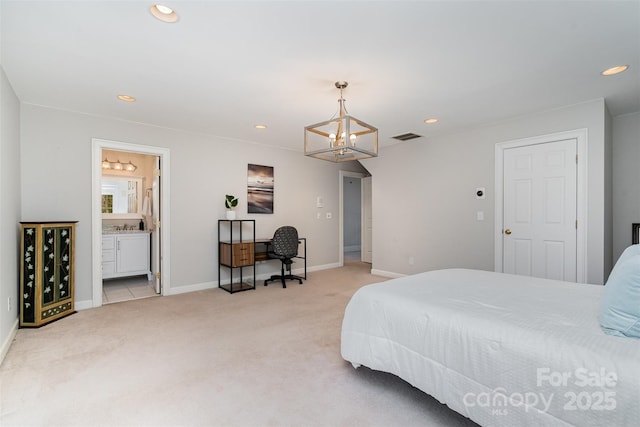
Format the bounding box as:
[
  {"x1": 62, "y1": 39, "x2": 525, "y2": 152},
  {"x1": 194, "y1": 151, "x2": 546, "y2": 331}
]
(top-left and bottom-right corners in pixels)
[
  {"x1": 91, "y1": 138, "x2": 171, "y2": 308},
  {"x1": 101, "y1": 149, "x2": 159, "y2": 304}
]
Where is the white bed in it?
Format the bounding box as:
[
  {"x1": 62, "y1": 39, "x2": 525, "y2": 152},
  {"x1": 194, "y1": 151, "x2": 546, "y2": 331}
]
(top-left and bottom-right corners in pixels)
[{"x1": 341, "y1": 268, "x2": 640, "y2": 427}]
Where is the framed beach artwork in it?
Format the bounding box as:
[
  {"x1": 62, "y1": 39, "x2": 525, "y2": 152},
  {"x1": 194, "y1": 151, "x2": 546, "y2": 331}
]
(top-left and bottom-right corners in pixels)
[{"x1": 247, "y1": 164, "x2": 274, "y2": 214}]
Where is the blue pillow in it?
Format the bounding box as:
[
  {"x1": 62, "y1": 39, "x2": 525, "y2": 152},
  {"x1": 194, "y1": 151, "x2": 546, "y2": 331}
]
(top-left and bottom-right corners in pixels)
[{"x1": 599, "y1": 246, "x2": 640, "y2": 338}]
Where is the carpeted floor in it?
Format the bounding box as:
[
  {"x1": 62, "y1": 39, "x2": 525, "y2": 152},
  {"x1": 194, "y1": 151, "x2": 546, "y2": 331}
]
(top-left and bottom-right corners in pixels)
[{"x1": 0, "y1": 261, "x2": 477, "y2": 426}]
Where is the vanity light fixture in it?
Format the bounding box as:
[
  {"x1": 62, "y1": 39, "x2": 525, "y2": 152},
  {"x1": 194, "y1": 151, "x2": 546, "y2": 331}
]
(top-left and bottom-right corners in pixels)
[
  {"x1": 103, "y1": 157, "x2": 137, "y2": 172},
  {"x1": 601, "y1": 65, "x2": 629, "y2": 76},
  {"x1": 255, "y1": 124, "x2": 267, "y2": 129},
  {"x1": 304, "y1": 81, "x2": 378, "y2": 162},
  {"x1": 112, "y1": 160, "x2": 124, "y2": 171},
  {"x1": 124, "y1": 161, "x2": 137, "y2": 172},
  {"x1": 424, "y1": 118, "x2": 439, "y2": 124},
  {"x1": 150, "y1": 4, "x2": 179, "y2": 23}
]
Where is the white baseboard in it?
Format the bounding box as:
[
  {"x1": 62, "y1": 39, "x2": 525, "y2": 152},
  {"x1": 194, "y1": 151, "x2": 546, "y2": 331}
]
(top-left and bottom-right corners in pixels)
[
  {"x1": 306, "y1": 262, "x2": 341, "y2": 272},
  {"x1": 170, "y1": 263, "x2": 342, "y2": 291},
  {"x1": 0, "y1": 318, "x2": 19, "y2": 367},
  {"x1": 370, "y1": 269, "x2": 406, "y2": 279},
  {"x1": 168, "y1": 281, "x2": 217, "y2": 295}
]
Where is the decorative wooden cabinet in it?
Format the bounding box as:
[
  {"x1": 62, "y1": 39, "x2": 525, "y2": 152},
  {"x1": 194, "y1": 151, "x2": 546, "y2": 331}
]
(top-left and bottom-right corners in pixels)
[
  {"x1": 218, "y1": 219, "x2": 256, "y2": 293},
  {"x1": 20, "y1": 221, "x2": 77, "y2": 327}
]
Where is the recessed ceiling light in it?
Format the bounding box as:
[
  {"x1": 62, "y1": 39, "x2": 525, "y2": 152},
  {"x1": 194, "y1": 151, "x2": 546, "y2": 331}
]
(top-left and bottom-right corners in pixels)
[
  {"x1": 156, "y1": 5, "x2": 173, "y2": 14},
  {"x1": 117, "y1": 95, "x2": 136, "y2": 102},
  {"x1": 255, "y1": 124, "x2": 267, "y2": 129},
  {"x1": 424, "y1": 118, "x2": 438, "y2": 124},
  {"x1": 150, "y1": 4, "x2": 179, "y2": 23},
  {"x1": 601, "y1": 65, "x2": 629, "y2": 76}
]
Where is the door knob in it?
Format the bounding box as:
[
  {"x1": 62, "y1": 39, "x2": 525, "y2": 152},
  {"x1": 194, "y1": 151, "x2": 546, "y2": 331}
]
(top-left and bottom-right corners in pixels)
[{"x1": 504, "y1": 229, "x2": 512, "y2": 235}]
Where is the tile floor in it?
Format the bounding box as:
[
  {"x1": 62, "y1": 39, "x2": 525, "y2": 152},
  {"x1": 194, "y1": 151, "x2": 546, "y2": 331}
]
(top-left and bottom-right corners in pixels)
[{"x1": 102, "y1": 275, "x2": 158, "y2": 304}]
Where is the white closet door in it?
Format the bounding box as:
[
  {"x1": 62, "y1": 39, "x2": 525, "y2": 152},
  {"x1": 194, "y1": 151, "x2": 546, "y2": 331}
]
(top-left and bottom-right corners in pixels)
[{"x1": 502, "y1": 139, "x2": 577, "y2": 281}]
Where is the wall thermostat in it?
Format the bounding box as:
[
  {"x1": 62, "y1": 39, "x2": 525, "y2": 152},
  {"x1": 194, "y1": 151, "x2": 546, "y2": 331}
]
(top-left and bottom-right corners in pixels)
[{"x1": 476, "y1": 187, "x2": 485, "y2": 199}]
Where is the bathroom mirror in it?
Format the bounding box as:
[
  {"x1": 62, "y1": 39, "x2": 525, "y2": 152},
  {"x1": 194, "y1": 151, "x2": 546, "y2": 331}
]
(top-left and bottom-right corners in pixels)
[{"x1": 101, "y1": 175, "x2": 143, "y2": 219}]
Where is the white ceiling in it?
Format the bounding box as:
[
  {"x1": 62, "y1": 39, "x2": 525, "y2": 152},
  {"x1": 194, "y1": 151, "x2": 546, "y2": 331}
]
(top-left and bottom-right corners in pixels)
[{"x1": 1, "y1": 1, "x2": 638, "y2": 152}]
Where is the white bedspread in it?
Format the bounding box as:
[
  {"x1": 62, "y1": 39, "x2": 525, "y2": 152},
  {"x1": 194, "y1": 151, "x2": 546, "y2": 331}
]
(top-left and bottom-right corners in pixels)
[{"x1": 341, "y1": 268, "x2": 640, "y2": 426}]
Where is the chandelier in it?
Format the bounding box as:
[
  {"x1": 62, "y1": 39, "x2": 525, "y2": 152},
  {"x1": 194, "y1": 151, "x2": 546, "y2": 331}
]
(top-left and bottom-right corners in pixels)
[{"x1": 304, "y1": 81, "x2": 378, "y2": 162}]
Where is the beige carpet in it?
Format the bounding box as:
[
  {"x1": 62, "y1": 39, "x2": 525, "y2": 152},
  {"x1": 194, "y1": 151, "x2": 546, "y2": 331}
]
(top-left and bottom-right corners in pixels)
[{"x1": 0, "y1": 261, "x2": 476, "y2": 426}]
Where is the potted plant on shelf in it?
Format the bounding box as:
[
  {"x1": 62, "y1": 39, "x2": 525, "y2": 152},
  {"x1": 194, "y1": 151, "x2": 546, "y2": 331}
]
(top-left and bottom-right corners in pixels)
[{"x1": 225, "y1": 194, "x2": 238, "y2": 220}]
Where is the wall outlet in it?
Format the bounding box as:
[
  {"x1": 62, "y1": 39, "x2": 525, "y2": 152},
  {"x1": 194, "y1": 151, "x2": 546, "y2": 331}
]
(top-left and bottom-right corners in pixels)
[
  {"x1": 409, "y1": 256, "x2": 415, "y2": 266},
  {"x1": 326, "y1": 212, "x2": 332, "y2": 219}
]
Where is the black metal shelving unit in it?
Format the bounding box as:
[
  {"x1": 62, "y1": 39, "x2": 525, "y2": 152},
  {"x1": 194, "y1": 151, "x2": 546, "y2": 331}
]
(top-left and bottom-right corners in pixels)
[{"x1": 218, "y1": 219, "x2": 256, "y2": 293}]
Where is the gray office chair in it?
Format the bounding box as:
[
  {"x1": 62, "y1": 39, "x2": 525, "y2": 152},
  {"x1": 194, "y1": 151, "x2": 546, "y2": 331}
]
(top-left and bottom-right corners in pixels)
[{"x1": 264, "y1": 226, "x2": 304, "y2": 288}]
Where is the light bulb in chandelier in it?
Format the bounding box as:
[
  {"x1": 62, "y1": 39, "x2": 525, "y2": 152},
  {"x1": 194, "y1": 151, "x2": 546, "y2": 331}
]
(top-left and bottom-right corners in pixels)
[{"x1": 327, "y1": 131, "x2": 356, "y2": 147}]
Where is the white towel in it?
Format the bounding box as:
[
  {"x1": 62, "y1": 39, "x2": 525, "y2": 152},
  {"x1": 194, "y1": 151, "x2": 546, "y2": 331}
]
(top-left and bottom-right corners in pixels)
[{"x1": 142, "y1": 195, "x2": 152, "y2": 216}]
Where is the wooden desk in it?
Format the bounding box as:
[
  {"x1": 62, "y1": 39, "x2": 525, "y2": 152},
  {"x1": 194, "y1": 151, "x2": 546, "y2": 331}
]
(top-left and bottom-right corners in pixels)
[
  {"x1": 255, "y1": 237, "x2": 307, "y2": 279},
  {"x1": 218, "y1": 219, "x2": 307, "y2": 294}
]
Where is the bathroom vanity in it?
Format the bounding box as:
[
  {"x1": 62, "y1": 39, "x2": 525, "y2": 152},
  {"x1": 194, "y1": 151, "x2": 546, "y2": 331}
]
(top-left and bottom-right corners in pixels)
[{"x1": 102, "y1": 231, "x2": 151, "y2": 280}]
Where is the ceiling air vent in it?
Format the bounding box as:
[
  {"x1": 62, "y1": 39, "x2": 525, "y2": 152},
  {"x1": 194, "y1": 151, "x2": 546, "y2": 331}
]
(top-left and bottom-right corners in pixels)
[{"x1": 392, "y1": 132, "x2": 422, "y2": 141}]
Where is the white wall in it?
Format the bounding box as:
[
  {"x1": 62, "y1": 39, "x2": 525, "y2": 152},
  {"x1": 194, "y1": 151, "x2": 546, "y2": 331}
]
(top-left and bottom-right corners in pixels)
[
  {"x1": 612, "y1": 112, "x2": 640, "y2": 260},
  {"x1": 0, "y1": 65, "x2": 21, "y2": 361},
  {"x1": 19, "y1": 104, "x2": 364, "y2": 305},
  {"x1": 362, "y1": 99, "x2": 612, "y2": 284}
]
